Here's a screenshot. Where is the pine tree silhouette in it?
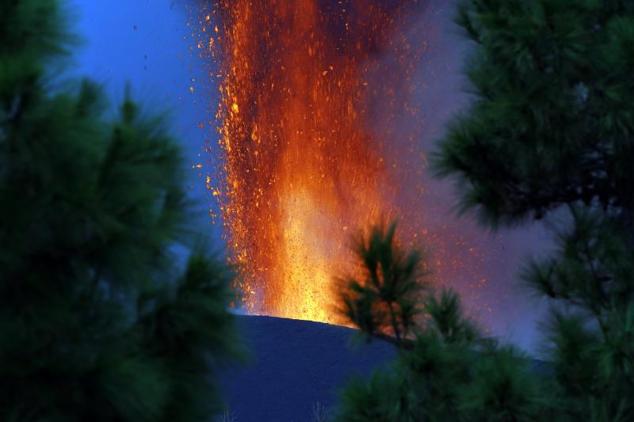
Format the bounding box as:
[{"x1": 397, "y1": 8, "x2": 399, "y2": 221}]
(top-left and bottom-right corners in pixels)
[
  {"x1": 0, "y1": 1, "x2": 241, "y2": 420},
  {"x1": 336, "y1": 1, "x2": 634, "y2": 419}
]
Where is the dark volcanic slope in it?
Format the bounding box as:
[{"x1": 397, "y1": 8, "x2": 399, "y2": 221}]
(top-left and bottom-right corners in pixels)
[{"x1": 219, "y1": 316, "x2": 396, "y2": 421}]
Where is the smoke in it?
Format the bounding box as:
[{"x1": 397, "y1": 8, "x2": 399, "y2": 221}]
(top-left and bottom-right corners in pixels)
[
  {"x1": 376, "y1": 0, "x2": 550, "y2": 350},
  {"x1": 200, "y1": 0, "x2": 547, "y2": 351}
]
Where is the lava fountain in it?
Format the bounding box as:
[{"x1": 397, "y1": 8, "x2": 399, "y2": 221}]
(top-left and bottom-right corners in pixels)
[{"x1": 204, "y1": 0, "x2": 425, "y2": 323}]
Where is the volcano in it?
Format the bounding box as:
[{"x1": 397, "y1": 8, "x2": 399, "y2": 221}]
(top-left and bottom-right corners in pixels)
[
  {"x1": 195, "y1": 0, "x2": 548, "y2": 350},
  {"x1": 207, "y1": 0, "x2": 428, "y2": 323},
  {"x1": 220, "y1": 316, "x2": 396, "y2": 421}
]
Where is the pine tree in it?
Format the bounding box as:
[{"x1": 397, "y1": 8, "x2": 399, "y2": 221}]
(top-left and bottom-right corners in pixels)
[
  {"x1": 434, "y1": 0, "x2": 634, "y2": 419},
  {"x1": 336, "y1": 1, "x2": 634, "y2": 419},
  {"x1": 335, "y1": 224, "x2": 544, "y2": 421},
  {"x1": 0, "y1": 1, "x2": 240, "y2": 420},
  {"x1": 335, "y1": 222, "x2": 427, "y2": 348}
]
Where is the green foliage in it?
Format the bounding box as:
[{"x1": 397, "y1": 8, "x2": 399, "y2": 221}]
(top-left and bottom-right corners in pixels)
[
  {"x1": 437, "y1": 0, "x2": 634, "y2": 227},
  {"x1": 337, "y1": 370, "x2": 409, "y2": 422},
  {"x1": 338, "y1": 0, "x2": 634, "y2": 417},
  {"x1": 0, "y1": 1, "x2": 240, "y2": 420},
  {"x1": 336, "y1": 222, "x2": 427, "y2": 346},
  {"x1": 459, "y1": 346, "x2": 544, "y2": 421},
  {"x1": 336, "y1": 0, "x2": 634, "y2": 419},
  {"x1": 424, "y1": 289, "x2": 479, "y2": 344},
  {"x1": 432, "y1": 0, "x2": 634, "y2": 420},
  {"x1": 335, "y1": 224, "x2": 544, "y2": 421},
  {"x1": 0, "y1": 0, "x2": 74, "y2": 109},
  {"x1": 139, "y1": 253, "x2": 242, "y2": 421}
]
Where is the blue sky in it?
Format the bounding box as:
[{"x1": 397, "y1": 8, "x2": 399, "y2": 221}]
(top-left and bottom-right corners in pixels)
[{"x1": 69, "y1": 0, "x2": 223, "y2": 246}]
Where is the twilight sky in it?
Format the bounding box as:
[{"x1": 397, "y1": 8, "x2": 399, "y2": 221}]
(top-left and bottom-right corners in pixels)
[
  {"x1": 69, "y1": 0, "x2": 222, "y2": 244},
  {"x1": 70, "y1": 0, "x2": 551, "y2": 354}
]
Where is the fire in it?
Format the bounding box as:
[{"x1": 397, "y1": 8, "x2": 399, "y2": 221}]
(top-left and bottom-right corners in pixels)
[{"x1": 205, "y1": 0, "x2": 424, "y2": 323}]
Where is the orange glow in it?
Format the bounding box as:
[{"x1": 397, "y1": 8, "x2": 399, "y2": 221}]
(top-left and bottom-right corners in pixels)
[{"x1": 205, "y1": 1, "x2": 424, "y2": 323}]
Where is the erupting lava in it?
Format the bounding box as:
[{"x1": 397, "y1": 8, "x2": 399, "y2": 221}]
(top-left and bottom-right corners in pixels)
[{"x1": 205, "y1": 0, "x2": 423, "y2": 323}]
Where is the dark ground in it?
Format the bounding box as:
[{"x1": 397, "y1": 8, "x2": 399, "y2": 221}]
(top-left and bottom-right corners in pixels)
[{"x1": 218, "y1": 316, "x2": 396, "y2": 421}]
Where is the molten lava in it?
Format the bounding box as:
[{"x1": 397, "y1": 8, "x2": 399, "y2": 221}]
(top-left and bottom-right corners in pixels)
[{"x1": 206, "y1": 0, "x2": 424, "y2": 323}]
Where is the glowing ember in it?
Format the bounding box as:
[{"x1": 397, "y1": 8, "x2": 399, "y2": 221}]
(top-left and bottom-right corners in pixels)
[{"x1": 203, "y1": 0, "x2": 426, "y2": 323}]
